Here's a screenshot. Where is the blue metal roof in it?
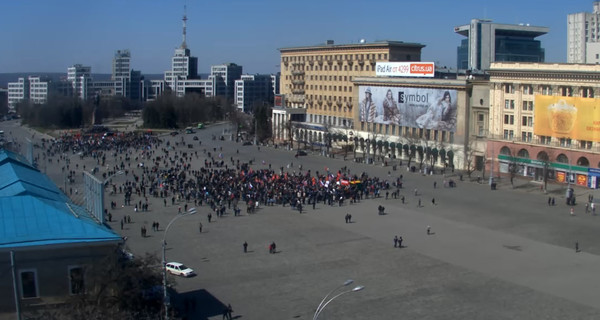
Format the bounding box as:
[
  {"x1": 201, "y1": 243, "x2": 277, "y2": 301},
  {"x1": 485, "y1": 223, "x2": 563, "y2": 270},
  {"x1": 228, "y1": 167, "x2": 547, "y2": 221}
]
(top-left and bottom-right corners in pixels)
[{"x1": 0, "y1": 150, "x2": 121, "y2": 249}]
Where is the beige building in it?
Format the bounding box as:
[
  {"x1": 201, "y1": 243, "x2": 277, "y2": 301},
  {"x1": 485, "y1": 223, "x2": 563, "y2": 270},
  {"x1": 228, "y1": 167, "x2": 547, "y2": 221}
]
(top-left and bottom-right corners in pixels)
[
  {"x1": 488, "y1": 62, "x2": 600, "y2": 188},
  {"x1": 274, "y1": 40, "x2": 424, "y2": 144}
]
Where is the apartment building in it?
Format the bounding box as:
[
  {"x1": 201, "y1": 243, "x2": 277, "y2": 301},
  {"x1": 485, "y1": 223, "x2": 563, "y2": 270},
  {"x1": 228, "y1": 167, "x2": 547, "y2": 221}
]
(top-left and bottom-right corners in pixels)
[
  {"x1": 488, "y1": 62, "x2": 600, "y2": 187},
  {"x1": 567, "y1": 2, "x2": 600, "y2": 63}
]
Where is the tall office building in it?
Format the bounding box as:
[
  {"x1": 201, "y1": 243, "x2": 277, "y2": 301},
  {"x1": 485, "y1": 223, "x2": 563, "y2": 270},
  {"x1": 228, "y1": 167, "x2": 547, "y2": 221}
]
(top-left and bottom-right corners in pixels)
[
  {"x1": 7, "y1": 76, "x2": 49, "y2": 110},
  {"x1": 567, "y1": 2, "x2": 600, "y2": 63},
  {"x1": 211, "y1": 63, "x2": 242, "y2": 99},
  {"x1": 455, "y1": 19, "x2": 548, "y2": 72},
  {"x1": 164, "y1": 8, "x2": 199, "y2": 92},
  {"x1": 235, "y1": 74, "x2": 274, "y2": 113},
  {"x1": 67, "y1": 64, "x2": 92, "y2": 100},
  {"x1": 112, "y1": 50, "x2": 131, "y2": 80}
]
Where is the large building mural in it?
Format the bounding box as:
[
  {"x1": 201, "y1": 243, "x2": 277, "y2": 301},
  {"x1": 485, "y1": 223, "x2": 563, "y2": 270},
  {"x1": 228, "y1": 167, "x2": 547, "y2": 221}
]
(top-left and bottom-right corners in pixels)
[
  {"x1": 534, "y1": 95, "x2": 600, "y2": 142},
  {"x1": 358, "y1": 86, "x2": 458, "y2": 132}
]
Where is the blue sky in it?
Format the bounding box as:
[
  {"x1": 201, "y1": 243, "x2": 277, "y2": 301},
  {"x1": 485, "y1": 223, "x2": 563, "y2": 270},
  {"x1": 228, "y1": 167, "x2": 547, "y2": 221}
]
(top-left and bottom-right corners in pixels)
[{"x1": 0, "y1": 0, "x2": 595, "y2": 75}]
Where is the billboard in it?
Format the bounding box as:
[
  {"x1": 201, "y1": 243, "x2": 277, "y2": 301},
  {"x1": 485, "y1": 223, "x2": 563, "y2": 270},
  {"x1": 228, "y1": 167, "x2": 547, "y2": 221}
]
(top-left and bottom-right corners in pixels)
[
  {"x1": 534, "y1": 95, "x2": 600, "y2": 142},
  {"x1": 274, "y1": 94, "x2": 285, "y2": 108},
  {"x1": 375, "y1": 62, "x2": 435, "y2": 77},
  {"x1": 358, "y1": 86, "x2": 458, "y2": 132}
]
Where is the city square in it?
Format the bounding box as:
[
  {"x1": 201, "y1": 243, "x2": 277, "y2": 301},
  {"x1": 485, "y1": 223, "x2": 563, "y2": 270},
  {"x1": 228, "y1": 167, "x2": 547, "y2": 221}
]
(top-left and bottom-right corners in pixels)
[{"x1": 3, "y1": 119, "x2": 600, "y2": 319}]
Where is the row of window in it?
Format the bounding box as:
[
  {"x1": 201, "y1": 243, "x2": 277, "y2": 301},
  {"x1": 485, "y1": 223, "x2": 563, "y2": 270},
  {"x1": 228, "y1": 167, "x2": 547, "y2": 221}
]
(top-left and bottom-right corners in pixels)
[
  {"x1": 286, "y1": 64, "x2": 375, "y2": 72},
  {"x1": 503, "y1": 115, "x2": 533, "y2": 127},
  {"x1": 307, "y1": 95, "x2": 353, "y2": 102},
  {"x1": 308, "y1": 114, "x2": 353, "y2": 128},
  {"x1": 19, "y1": 266, "x2": 84, "y2": 299},
  {"x1": 308, "y1": 104, "x2": 351, "y2": 113},
  {"x1": 284, "y1": 53, "x2": 388, "y2": 62},
  {"x1": 503, "y1": 83, "x2": 595, "y2": 98},
  {"x1": 360, "y1": 122, "x2": 454, "y2": 143},
  {"x1": 504, "y1": 100, "x2": 534, "y2": 111}
]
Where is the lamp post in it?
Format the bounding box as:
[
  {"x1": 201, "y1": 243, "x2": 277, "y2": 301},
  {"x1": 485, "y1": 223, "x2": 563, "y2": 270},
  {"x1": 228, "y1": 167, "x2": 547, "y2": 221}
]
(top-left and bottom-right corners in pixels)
[
  {"x1": 313, "y1": 280, "x2": 364, "y2": 320},
  {"x1": 162, "y1": 207, "x2": 196, "y2": 320}
]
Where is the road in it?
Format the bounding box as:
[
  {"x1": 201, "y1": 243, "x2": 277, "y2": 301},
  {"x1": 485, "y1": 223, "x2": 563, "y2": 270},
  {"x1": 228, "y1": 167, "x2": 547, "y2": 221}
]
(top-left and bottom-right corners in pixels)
[{"x1": 3, "y1": 119, "x2": 600, "y2": 319}]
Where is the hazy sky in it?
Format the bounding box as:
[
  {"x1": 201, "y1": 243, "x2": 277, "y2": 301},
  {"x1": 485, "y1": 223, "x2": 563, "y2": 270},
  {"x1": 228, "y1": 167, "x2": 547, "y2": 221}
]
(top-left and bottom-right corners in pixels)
[{"x1": 0, "y1": 0, "x2": 594, "y2": 75}]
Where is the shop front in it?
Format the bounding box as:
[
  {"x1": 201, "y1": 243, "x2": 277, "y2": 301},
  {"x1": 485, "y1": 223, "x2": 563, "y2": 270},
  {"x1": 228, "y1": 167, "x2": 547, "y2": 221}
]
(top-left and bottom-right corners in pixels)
[{"x1": 497, "y1": 155, "x2": 589, "y2": 187}]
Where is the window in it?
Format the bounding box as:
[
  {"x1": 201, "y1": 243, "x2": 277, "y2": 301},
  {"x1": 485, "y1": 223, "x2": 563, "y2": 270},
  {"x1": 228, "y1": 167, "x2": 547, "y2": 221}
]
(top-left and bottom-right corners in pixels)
[
  {"x1": 522, "y1": 85, "x2": 533, "y2": 95},
  {"x1": 504, "y1": 114, "x2": 514, "y2": 125},
  {"x1": 69, "y1": 266, "x2": 85, "y2": 295},
  {"x1": 478, "y1": 113, "x2": 485, "y2": 122},
  {"x1": 522, "y1": 116, "x2": 533, "y2": 127},
  {"x1": 522, "y1": 101, "x2": 533, "y2": 111},
  {"x1": 20, "y1": 270, "x2": 38, "y2": 298},
  {"x1": 580, "y1": 140, "x2": 593, "y2": 149},
  {"x1": 504, "y1": 99, "x2": 515, "y2": 109},
  {"x1": 540, "y1": 136, "x2": 552, "y2": 145},
  {"x1": 582, "y1": 87, "x2": 594, "y2": 98},
  {"x1": 504, "y1": 84, "x2": 514, "y2": 94},
  {"x1": 560, "y1": 86, "x2": 573, "y2": 97},
  {"x1": 541, "y1": 86, "x2": 552, "y2": 95},
  {"x1": 503, "y1": 130, "x2": 514, "y2": 140},
  {"x1": 521, "y1": 132, "x2": 532, "y2": 142},
  {"x1": 560, "y1": 138, "x2": 572, "y2": 147}
]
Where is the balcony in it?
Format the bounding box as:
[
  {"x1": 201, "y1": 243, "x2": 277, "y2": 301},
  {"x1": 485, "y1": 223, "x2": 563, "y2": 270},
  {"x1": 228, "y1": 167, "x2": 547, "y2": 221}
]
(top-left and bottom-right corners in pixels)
[
  {"x1": 292, "y1": 79, "x2": 305, "y2": 85},
  {"x1": 291, "y1": 70, "x2": 305, "y2": 75},
  {"x1": 292, "y1": 89, "x2": 305, "y2": 94}
]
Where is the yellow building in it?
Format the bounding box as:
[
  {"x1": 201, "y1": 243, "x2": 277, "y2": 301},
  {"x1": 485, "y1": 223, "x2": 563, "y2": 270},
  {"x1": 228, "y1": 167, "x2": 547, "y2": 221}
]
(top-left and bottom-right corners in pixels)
[
  {"x1": 489, "y1": 62, "x2": 600, "y2": 188},
  {"x1": 274, "y1": 40, "x2": 424, "y2": 144}
]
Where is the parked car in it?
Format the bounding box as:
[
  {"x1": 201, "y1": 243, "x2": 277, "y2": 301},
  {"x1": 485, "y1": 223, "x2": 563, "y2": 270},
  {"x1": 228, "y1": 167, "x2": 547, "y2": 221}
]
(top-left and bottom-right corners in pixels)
[
  {"x1": 193, "y1": 136, "x2": 199, "y2": 141},
  {"x1": 296, "y1": 150, "x2": 308, "y2": 156},
  {"x1": 170, "y1": 131, "x2": 179, "y2": 136},
  {"x1": 242, "y1": 141, "x2": 252, "y2": 146},
  {"x1": 165, "y1": 262, "x2": 195, "y2": 277}
]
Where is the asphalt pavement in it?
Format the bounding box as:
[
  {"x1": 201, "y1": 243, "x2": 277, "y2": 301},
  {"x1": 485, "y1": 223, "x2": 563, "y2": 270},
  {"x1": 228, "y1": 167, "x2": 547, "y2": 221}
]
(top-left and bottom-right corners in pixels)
[{"x1": 3, "y1": 119, "x2": 600, "y2": 320}]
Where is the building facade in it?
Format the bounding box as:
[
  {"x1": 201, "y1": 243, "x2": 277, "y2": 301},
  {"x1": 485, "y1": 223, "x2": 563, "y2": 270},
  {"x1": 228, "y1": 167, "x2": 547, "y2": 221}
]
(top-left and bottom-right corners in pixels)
[
  {"x1": 7, "y1": 76, "x2": 50, "y2": 110},
  {"x1": 274, "y1": 40, "x2": 425, "y2": 143},
  {"x1": 567, "y1": 2, "x2": 600, "y2": 63},
  {"x1": 488, "y1": 62, "x2": 600, "y2": 188},
  {"x1": 235, "y1": 74, "x2": 274, "y2": 113},
  {"x1": 112, "y1": 49, "x2": 131, "y2": 80},
  {"x1": 67, "y1": 64, "x2": 92, "y2": 101},
  {"x1": 455, "y1": 19, "x2": 548, "y2": 72}
]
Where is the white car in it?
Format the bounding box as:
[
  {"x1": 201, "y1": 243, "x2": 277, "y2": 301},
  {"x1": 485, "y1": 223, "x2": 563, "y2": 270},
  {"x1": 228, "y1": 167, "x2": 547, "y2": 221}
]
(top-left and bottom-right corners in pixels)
[{"x1": 165, "y1": 262, "x2": 195, "y2": 277}]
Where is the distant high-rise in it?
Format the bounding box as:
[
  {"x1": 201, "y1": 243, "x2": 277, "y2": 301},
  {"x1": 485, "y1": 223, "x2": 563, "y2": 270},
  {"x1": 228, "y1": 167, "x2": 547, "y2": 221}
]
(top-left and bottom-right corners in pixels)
[
  {"x1": 164, "y1": 7, "x2": 198, "y2": 92},
  {"x1": 68, "y1": 64, "x2": 92, "y2": 100},
  {"x1": 235, "y1": 74, "x2": 273, "y2": 113},
  {"x1": 567, "y1": 2, "x2": 600, "y2": 63},
  {"x1": 454, "y1": 19, "x2": 548, "y2": 71},
  {"x1": 7, "y1": 76, "x2": 50, "y2": 110},
  {"x1": 112, "y1": 50, "x2": 131, "y2": 80}
]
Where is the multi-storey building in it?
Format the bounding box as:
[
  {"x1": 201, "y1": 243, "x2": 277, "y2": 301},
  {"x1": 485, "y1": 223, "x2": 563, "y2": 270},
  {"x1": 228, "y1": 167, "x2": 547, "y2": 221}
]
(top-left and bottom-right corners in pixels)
[
  {"x1": 235, "y1": 74, "x2": 274, "y2": 113},
  {"x1": 568, "y1": 2, "x2": 600, "y2": 64},
  {"x1": 7, "y1": 76, "x2": 49, "y2": 110},
  {"x1": 112, "y1": 49, "x2": 131, "y2": 80},
  {"x1": 455, "y1": 19, "x2": 548, "y2": 72},
  {"x1": 67, "y1": 64, "x2": 92, "y2": 100},
  {"x1": 274, "y1": 40, "x2": 425, "y2": 143},
  {"x1": 163, "y1": 10, "x2": 199, "y2": 95},
  {"x1": 488, "y1": 62, "x2": 600, "y2": 188}
]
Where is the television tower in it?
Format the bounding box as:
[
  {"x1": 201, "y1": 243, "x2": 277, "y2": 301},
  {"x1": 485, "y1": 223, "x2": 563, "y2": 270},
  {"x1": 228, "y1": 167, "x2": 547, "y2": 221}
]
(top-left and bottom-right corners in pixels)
[{"x1": 181, "y1": 5, "x2": 188, "y2": 49}]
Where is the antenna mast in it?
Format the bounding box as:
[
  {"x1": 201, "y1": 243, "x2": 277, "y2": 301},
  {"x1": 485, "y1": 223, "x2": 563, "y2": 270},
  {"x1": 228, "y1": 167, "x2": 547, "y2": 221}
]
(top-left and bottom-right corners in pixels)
[{"x1": 181, "y1": 5, "x2": 188, "y2": 49}]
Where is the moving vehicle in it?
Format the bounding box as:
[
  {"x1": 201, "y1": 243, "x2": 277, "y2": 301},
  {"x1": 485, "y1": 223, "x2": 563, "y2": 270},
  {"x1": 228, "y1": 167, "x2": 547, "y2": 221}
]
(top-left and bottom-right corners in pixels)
[
  {"x1": 170, "y1": 131, "x2": 179, "y2": 136},
  {"x1": 197, "y1": 123, "x2": 205, "y2": 129},
  {"x1": 165, "y1": 262, "x2": 195, "y2": 277},
  {"x1": 193, "y1": 136, "x2": 199, "y2": 141},
  {"x1": 185, "y1": 127, "x2": 194, "y2": 134},
  {"x1": 296, "y1": 150, "x2": 307, "y2": 156}
]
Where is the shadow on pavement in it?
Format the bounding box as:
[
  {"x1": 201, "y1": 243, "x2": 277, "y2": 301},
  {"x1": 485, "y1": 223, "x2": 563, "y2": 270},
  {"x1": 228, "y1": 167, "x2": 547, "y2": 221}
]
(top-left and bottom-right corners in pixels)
[{"x1": 174, "y1": 289, "x2": 234, "y2": 320}]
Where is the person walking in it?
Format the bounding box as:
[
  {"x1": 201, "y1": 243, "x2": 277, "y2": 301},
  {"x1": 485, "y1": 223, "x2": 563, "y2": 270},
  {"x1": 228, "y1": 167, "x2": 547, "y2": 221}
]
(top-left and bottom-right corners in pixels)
[
  {"x1": 427, "y1": 226, "x2": 431, "y2": 235},
  {"x1": 198, "y1": 222, "x2": 203, "y2": 233},
  {"x1": 398, "y1": 236, "x2": 403, "y2": 248},
  {"x1": 243, "y1": 241, "x2": 248, "y2": 253},
  {"x1": 576, "y1": 241, "x2": 580, "y2": 253},
  {"x1": 394, "y1": 236, "x2": 398, "y2": 248}
]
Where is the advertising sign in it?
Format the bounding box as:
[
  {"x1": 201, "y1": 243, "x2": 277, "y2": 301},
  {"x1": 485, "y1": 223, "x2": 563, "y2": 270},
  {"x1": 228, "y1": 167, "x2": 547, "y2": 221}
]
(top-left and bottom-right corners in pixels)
[
  {"x1": 376, "y1": 62, "x2": 435, "y2": 77},
  {"x1": 358, "y1": 86, "x2": 457, "y2": 132},
  {"x1": 534, "y1": 95, "x2": 600, "y2": 142},
  {"x1": 274, "y1": 94, "x2": 285, "y2": 108}
]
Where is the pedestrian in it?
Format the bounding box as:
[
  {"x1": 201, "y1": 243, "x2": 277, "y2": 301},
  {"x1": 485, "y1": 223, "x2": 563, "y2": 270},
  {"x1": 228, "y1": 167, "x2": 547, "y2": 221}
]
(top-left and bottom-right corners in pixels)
[
  {"x1": 208, "y1": 213, "x2": 212, "y2": 222},
  {"x1": 576, "y1": 241, "x2": 580, "y2": 253},
  {"x1": 120, "y1": 219, "x2": 123, "y2": 230},
  {"x1": 432, "y1": 198, "x2": 436, "y2": 205},
  {"x1": 398, "y1": 236, "x2": 403, "y2": 248},
  {"x1": 418, "y1": 199, "x2": 421, "y2": 207},
  {"x1": 427, "y1": 225, "x2": 431, "y2": 235},
  {"x1": 348, "y1": 214, "x2": 352, "y2": 223},
  {"x1": 401, "y1": 196, "x2": 405, "y2": 204},
  {"x1": 141, "y1": 226, "x2": 145, "y2": 237},
  {"x1": 434, "y1": 181, "x2": 437, "y2": 189},
  {"x1": 552, "y1": 197, "x2": 555, "y2": 206},
  {"x1": 107, "y1": 212, "x2": 112, "y2": 222},
  {"x1": 570, "y1": 208, "x2": 575, "y2": 216},
  {"x1": 199, "y1": 222, "x2": 203, "y2": 233},
  {"x1": 548, "y1": 197, "x2": 552, "y2": 206},
  {"x1": 394, "y1": 236, "x2": 398, "y2": 248},
  {"x1": 243, "y1": 241, "x2": 248, "y2": 253},
  {"x1": 585, "y1": 203, "x2": 589, "y2": 213}
]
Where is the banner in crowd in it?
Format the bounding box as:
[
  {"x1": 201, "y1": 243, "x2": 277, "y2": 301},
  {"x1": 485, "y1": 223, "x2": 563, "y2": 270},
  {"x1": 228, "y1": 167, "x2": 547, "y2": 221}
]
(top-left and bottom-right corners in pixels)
[
  {"x1": 358, "y1": 86, "x2": 457, "y2": 132},
  {"x1": 534, "y1": 95, "x2": 600, "y2": 142}
]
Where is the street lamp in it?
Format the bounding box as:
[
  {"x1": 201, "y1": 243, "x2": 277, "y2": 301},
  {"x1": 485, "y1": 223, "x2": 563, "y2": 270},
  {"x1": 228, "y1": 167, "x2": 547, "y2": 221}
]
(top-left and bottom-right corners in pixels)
[
  {"x1": 313, "y1": 280, "x2": 364, "y2": 320},
  {"x1": 163, "y1": 207, "x2": 197, "y2": 320}
]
